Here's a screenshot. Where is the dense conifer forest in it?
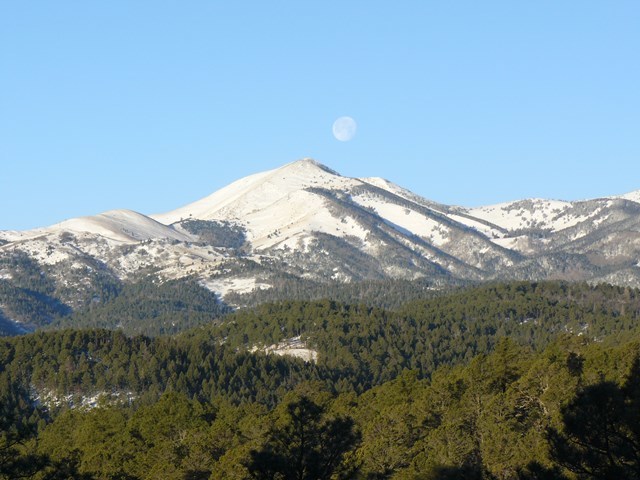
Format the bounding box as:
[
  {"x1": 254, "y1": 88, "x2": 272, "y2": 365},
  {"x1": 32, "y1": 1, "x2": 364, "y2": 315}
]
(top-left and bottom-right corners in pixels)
[{"x1": 2, "y1": 280, "x2": 640, "y2": 479}]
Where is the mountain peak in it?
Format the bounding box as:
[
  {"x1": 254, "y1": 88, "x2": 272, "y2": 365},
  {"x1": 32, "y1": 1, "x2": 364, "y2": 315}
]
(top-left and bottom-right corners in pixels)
[
  {"x1": 279, "y1": 158, "x2": 341, "y2": 177},
  {"x1": 151, "y1": 159, "x2": 353, "y2": 225}
]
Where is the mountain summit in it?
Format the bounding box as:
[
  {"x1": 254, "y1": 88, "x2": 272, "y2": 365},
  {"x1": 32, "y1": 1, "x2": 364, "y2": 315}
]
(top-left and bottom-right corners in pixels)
[
  {"x1": 152, "y1": 158, "x2": 351, "y2": 228},
  {"x1": 2, "y1": 159, "x2": 640, "y2": 326}
]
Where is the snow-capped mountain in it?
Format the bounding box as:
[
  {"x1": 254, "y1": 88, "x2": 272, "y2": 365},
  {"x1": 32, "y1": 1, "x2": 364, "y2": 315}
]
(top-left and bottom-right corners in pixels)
[
  {"x1": 152, "y1": 158, "x2": 519, "y2": 281},
  {"x1": 2, "y1": 158, "x2": 640, "y2": 330}
]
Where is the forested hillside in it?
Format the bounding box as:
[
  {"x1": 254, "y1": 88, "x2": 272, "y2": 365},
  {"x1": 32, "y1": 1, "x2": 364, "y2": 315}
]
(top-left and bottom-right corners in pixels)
[
  {"x1": 2, "y1": 332, "x2": 640, "y2": 479},
  {"x1": 2, "y1": 281, "x2": 640, "y2": 479},
  {"x1": 51, "y1": 278, "x2": 230, "y2": 336},
  {"x1": 206, "y1": 281, "x2": 640, "y2": 388},
  {"x1": 0, "y1": 260, "x2": 230, "y2": 336}
]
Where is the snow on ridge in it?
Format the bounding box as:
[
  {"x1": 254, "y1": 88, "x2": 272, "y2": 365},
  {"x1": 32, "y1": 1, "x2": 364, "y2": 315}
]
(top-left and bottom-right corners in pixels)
[
  {"x1": 0, "y1": 230, "x2": 26, "y2": 242},
  {"x1": 359, "y1": 177, "x2": 413, "y2": 199},
  {"x1": 46, "y1": 209, "x2": 191, "y2": 243},
  {"x1": 469, "y1": 199, "x2": 577, "y2": 233},
  {"x1": 152, "y1": 158, "x2": 356, "y2": 225},
  {"x1": 351, "y1": 193, "x2": 451, "y2": 246},
  {"x1": 447, "y1": 213, "x2": 505, "y2": 239},
  {"x1": 3, "y1": 158, "x2": 637, "y2": 290},
  {"x1": 151, "y1": 169, "x2": 276, "y2": 224},
  {"x1": 358, "y1": 176, "x2": 448, "y2": 212},
  {"x1": 615, "y1": 190, "x2": 640, "y2": 204},
  {"x1": 0, "y1": 228, "x2": 51, "y2": 243},
  {"x1": 157, "y1": 176, "x2": 367, "y2": 253}
]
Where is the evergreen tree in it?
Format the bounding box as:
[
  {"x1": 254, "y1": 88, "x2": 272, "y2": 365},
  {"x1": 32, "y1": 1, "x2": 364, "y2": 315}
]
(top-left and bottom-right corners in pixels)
[
  {"x1": 246, "y1": 395, "x2": 360, "y2": 480},
  {"x1": 547, "y1": 358, "x2": 640, "y2": 479}
]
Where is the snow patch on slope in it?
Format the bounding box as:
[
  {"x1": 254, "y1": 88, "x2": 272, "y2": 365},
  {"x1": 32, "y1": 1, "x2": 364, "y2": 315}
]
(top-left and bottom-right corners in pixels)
[
  {"x1": 359, "y1": 177, "x2": 420, "y2": 203},
  {"x1": 351, "y1": 194, "x2": 451, "y2": 246},
  {"x1": 243, "y1": 190, "x2": 346, "y2": 249},
  {"x1": 466, "y1": 199, "x2": 612, "y2": 234},
  {"x1": 616, "y1": 190, "x2": 640, "y2": 204},
  {"x1": 447, "y1": 213, "x2": 505, "y2": 239},
  {"x1": 33, "y1": 388, "x2": 135, "y2": 410},
  {"x1": 251, "y1": 336, "x2": 318, "y2": 363},
  {"x1": 202, "y1": 277, "x2": 271, "y2": 298},
  {"x1": 469, "y1": 199, "x2": 573, "y2": 232}
]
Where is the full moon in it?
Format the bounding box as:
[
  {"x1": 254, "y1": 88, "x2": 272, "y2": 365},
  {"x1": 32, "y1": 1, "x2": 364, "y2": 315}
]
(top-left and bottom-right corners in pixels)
[{"x1": 332, "y1": 116, "x2": 357, "y2": 142}]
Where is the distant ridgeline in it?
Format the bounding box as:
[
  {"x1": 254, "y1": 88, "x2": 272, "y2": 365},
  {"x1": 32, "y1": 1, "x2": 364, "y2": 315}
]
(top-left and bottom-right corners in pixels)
[
  {"x1": 1, "y1": 280, "x2": 640, "y2": 478},
  {"x1": 3, "y1": 160, "x2": 640, "y2": 336}
]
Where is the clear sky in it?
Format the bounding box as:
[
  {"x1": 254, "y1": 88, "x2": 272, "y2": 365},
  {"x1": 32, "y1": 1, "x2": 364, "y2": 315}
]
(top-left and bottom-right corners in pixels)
[{"x1": 2, "y1": 2, "x2": 639, "y2": 230}]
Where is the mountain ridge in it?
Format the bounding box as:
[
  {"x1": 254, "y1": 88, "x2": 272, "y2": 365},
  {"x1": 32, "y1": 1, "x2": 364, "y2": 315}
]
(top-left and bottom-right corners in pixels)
[{"x1": 2, "y1": 158, "x2": 640, "y2": 332}]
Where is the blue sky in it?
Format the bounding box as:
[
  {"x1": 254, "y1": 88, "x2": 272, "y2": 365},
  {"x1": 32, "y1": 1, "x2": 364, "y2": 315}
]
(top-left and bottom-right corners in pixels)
[{"x1": 2, "y1": 2, "x2": 639, "y2": 230}]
